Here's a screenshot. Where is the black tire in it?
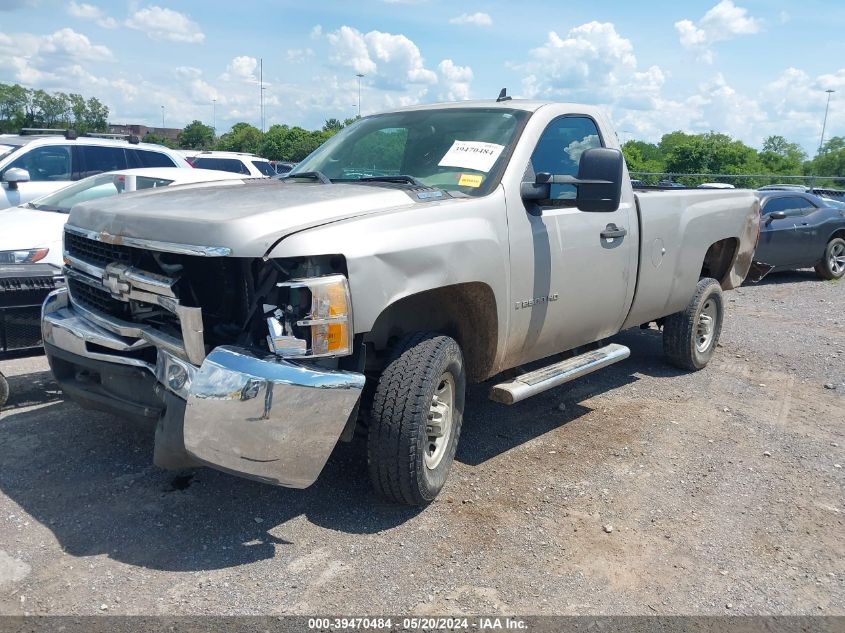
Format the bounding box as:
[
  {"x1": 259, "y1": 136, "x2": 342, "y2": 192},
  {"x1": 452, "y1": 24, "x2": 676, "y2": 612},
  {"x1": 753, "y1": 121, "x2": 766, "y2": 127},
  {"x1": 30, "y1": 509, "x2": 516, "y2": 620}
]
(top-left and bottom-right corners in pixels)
[
  {"x1": 0, "y1": 372, "x2": 8, "y2": 408},
  {"x1": 663, "y1": 278, "x2": 724, "y2": 371},
  {"x1": 367, "y1": 332, "x2": 465, "y2": 506},
  {"x1": 814, "y1": 237, "x2": 845, "y2": 280}
]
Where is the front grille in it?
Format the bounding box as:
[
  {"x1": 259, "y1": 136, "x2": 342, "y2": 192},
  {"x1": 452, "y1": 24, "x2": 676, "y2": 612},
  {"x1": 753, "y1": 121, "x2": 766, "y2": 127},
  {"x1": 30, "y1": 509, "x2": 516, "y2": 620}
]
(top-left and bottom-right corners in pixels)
[
  {"x1": 0, "y1": 305, "x2": 42, "y2": 352},
  {"x1": 0, "y1": 276, "x2": 59, "y2": 293},
  {"x1": 65, "y1": 231, "x2": 135, "y2": 268},
  {"x1": 67, "y1": 277, "x2": 130, "y2": 320}
]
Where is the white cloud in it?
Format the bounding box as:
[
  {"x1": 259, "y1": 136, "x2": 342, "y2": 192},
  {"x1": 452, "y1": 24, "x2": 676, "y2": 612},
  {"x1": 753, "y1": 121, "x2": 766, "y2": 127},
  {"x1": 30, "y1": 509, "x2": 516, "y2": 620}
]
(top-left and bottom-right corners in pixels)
[
  {"x1": 327, "y1": 26, "x2": 437, "y2": 90},
  {"x1": 437, "y1": 59, "x2": 472, "y2": 100},
  {"x1": 675, "y1": 1, "x2": 761, "y2": 63},
  {"x1": 221, "y1": 55, "x2": 258, "y2": 82},
  {"x1": 126, "y1": 5, "x2": 205, "y2": 44},
  {"x1": 449, "y1": 12, "x2": 492, "y2": 27},
  {"x1": 310, "y1": 25, "x2": 322, "y2": 39},
  {"x1": 513, "y1": 22, "x2": 639, "y2": 102},
  {"x1": 286, "y1": 48, "x2": 314, "y2": 63},
  {"x1": 67, "y1": 2, "x2": 117, "y2": 28}
]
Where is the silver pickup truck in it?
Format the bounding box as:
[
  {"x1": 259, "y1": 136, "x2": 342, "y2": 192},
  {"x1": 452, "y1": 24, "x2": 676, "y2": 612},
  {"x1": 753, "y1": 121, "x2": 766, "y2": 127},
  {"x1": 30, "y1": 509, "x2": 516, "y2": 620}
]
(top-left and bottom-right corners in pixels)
[{"x1": 41, "y1": 100, "x2": 759, "y2": 505}]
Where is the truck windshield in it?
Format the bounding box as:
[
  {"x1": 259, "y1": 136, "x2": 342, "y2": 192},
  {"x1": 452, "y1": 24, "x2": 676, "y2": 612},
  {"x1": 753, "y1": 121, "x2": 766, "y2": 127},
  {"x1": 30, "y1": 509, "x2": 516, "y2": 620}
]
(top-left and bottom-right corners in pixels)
[{"x1": 291, "y1": 108, "x2": 530, "y2": 196}]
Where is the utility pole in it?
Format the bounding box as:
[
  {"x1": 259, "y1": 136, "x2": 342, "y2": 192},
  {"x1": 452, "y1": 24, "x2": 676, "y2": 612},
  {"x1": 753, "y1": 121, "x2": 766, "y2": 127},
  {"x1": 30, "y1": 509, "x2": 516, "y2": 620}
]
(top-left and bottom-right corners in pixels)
[
  {"x1": 212, "y1": 98, "x2": 217, "y2": 136},
  {"x1": 160, "y1": 105, "x2": 165, "y2": 128},
  {"x1": 819, "y1": 89, "x2": 835, "y2": 154},
  {"x1": 356, "y1": 73, "x2": 364, "y2": 118},
  {"x1": 260, "y1": 58, "x2": 264, "y2": 133}
]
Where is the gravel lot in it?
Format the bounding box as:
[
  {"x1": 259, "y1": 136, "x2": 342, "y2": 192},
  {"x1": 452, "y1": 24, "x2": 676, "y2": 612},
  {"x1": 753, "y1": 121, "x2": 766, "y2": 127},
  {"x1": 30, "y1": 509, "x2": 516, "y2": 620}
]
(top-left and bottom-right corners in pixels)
[{"x1": 0, "y1": 270, "x2": 842, "y2": 616}]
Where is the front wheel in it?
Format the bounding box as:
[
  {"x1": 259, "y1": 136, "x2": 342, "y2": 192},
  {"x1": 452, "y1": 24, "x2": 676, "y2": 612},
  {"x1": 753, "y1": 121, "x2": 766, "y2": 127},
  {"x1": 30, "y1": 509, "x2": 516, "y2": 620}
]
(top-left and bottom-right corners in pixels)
[
  {"x1": 367, "y1": 332, "x2": 465, "y2": 506},
  {"x1": 663, "y1": 278, "x2": 724, "y2": 371},
  {"x1": 0, "y1": 371, "x2": 8, "y2": 407},
  {"x1": 814, "y1": 237, "x2": 845, "y2": 280}
]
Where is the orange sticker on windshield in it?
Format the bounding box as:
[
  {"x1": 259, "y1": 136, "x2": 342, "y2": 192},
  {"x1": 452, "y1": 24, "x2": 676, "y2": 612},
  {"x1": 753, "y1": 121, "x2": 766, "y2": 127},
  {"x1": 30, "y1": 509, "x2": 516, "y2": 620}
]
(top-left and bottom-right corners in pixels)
[{"x1": 458, "y1": 173, "x2": 483, "y2": 188}]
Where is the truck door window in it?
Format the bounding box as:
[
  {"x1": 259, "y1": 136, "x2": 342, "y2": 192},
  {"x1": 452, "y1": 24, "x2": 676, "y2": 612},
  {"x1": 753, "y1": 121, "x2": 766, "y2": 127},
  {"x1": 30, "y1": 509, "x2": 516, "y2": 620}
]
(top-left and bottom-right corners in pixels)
[
  {"x1": 528, "y1": 117, "x2": 602, "y2": 201},
  {"x1": 4, "y1": 145, "x2": 73, "y2": 181}
]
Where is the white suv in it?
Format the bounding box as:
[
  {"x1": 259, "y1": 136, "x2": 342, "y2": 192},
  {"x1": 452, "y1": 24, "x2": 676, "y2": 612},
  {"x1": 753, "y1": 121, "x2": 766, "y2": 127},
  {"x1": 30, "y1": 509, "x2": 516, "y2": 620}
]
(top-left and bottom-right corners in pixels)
[
  {"x1": 190, "y1": 151, "x2": 275, "y2": 177},
  {"x1": 0, "y1": 130, "x2": 190, "y2": 210}
]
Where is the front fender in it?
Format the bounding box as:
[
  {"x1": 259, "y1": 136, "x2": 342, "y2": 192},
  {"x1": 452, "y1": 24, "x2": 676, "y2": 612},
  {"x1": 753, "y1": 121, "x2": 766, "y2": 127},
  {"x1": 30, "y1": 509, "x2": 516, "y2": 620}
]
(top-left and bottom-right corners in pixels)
[{"x1": 265, "y1": 189, "x2": 511, "y2": 367}]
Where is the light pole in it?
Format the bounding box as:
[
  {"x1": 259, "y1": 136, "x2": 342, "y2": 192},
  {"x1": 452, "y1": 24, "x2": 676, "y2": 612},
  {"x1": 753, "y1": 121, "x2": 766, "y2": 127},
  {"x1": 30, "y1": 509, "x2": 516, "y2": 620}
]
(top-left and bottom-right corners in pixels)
[
  {"x1": 819, "y1": 89, "x2": 835, "y2": 153},
  {"x1": 356, "y1": 73, "x2": 364, "y2": 118},
  {"x1": 212, "y1": 98, "x2": 217, "y2": 136},
  {"x1": 160, "y1": 105, "x2": 165, "y2": 128}
]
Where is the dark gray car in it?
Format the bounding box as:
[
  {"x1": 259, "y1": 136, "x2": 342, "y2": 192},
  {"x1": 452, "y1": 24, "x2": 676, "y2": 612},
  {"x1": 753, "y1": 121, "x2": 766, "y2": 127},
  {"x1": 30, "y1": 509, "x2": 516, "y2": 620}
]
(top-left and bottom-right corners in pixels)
[{"x1": 755, "y1": 191, "x2": 845, "y2": 279}]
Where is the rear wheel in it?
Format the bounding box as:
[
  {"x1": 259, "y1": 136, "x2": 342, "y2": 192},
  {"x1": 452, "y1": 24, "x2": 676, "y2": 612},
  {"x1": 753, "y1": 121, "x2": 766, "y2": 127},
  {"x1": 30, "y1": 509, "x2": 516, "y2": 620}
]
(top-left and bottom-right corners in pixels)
[
  {"x1": 367, "y1": 332, "x2": 465, "y2": 506},
  {"x1": 663, "y1": 278, "x2": 724, "y2": 371},
  {"x1": 814, "y1": 237, "x2": 845, "y2": 280}
]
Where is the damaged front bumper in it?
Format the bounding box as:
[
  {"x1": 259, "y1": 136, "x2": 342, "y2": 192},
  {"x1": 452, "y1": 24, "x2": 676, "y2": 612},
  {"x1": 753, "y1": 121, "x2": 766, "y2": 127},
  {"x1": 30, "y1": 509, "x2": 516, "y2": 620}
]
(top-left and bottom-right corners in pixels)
[{"x1": 41, "y1": 287, "x2": 366, "y2": 488}]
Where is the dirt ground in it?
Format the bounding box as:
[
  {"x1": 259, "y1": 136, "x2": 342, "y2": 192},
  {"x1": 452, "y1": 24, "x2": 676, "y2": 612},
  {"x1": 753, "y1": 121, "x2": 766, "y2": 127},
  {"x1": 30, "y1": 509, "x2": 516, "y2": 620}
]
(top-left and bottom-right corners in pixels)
[{"x1": 0, "y1": 270, "x2": 842, "y2": 616}]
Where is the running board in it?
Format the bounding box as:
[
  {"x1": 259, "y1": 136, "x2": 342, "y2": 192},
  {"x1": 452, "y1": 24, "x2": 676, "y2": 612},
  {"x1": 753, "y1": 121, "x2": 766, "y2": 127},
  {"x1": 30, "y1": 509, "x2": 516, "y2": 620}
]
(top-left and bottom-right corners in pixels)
[{"x1": 489, "y1": 343, "x2": 631, "y2": 405}]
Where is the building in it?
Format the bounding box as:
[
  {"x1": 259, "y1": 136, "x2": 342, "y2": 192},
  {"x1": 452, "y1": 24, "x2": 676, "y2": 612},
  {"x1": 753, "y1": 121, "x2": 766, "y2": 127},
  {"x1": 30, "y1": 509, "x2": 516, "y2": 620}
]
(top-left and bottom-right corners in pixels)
[{"x1": 109, "y1": 124, "x2": 181, "y2": 142}]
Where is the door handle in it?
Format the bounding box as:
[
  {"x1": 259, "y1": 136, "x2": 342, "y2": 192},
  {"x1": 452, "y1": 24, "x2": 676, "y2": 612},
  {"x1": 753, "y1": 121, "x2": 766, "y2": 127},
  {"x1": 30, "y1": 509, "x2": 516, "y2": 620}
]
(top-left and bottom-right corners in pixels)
[{"x1": 600, "y1": 224, "x2": 627, "y2": 239}]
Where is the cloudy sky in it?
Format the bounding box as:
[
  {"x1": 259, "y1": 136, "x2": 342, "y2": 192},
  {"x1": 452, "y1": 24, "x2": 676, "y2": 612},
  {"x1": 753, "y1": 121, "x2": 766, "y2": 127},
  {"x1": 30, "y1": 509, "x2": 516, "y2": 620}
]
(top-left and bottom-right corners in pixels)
[{"x1": 1, "y1": 0, "x2": 843, "y2": 153}]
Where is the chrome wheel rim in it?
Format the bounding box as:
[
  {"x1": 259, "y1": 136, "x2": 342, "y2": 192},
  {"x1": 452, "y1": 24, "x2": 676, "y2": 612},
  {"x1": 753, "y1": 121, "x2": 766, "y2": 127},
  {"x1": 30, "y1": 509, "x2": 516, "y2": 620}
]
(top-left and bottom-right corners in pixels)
[
  {"x1": 425, "y1": 373, "x2": 454, "y2": 470},
  {"x1": 696, "y1": 298, "x2": 718, "y2": 353},
  {"x1": 830, "y1": 242, "x2": 845, "y2": 276}
]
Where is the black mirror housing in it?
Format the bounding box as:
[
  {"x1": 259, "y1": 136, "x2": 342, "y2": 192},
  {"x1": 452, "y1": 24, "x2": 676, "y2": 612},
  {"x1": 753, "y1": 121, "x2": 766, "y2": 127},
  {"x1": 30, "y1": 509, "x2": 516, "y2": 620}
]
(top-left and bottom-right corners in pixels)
[
  {"x1": 767, "y1": 210, "x2": 787, "y2": 221},
  {"x1": 575, "y1": 148, "x2": 623, "y2": 212}
]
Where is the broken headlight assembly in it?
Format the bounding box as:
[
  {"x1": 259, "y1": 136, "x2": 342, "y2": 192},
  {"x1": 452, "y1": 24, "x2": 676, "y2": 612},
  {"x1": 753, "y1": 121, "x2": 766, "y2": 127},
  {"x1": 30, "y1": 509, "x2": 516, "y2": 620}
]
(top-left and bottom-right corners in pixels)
[{"x1": 265, "y1": 274, "x2": 353, "y2": 359}]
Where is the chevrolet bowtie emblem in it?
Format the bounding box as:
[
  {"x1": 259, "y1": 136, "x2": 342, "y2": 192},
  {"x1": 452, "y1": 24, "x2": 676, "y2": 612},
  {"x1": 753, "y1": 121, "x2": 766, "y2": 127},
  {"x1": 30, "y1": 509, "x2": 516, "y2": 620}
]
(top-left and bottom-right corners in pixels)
[{"x1": 102, "y1": 264, "x2": 131, "y2": 299}]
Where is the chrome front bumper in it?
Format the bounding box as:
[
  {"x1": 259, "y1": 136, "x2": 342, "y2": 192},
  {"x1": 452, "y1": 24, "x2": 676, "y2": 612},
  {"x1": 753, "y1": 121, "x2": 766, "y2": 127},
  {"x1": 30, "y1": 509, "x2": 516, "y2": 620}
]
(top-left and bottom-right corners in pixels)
[{"x1": 42, "y1": 288, "x2": 366, "y2": 488}]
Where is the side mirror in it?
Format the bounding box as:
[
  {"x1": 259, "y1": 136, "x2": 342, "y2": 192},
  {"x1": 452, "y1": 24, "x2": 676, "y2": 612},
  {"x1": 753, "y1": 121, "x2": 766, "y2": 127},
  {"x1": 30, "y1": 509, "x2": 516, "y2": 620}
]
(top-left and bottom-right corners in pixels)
[
  {"x1": 520, "y1": 148, "x2": 624, "y2": 213},
  {"x1": 2, "y1": 168, "x2": 30, "y2": 190},
  {"x1": 575, "y1": 148, "x2": 623, "y2": 212},
  {"x1": 765, "y1": 210, "x2": 787, "y2": 224}
]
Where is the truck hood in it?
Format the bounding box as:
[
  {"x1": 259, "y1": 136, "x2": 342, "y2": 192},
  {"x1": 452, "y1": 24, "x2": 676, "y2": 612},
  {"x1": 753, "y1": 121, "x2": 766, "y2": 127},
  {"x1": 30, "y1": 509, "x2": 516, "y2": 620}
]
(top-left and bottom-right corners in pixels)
[{"x1": 66, "y1": 179, "x2": 421, "y2": 257}]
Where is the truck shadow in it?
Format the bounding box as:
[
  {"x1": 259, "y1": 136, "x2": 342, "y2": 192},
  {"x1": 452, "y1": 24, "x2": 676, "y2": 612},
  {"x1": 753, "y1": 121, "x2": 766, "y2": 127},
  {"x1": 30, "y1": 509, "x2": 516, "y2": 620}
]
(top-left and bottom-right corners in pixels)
[{"x1": 0, "y1": 327, "x2": 678, "y2": 573}]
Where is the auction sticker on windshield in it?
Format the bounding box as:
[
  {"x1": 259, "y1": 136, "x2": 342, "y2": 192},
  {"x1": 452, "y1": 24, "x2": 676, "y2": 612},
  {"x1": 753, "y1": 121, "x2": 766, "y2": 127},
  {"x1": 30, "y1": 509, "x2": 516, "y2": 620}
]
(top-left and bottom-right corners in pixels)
[{"x1": 438, "y1": 140, "x2": 504, "y2": 172}]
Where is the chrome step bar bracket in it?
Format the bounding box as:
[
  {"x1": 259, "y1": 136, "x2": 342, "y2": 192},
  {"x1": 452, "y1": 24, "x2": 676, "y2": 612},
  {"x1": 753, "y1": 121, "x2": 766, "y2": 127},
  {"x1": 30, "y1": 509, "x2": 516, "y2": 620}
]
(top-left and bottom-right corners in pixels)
[{"x1": 489, "y1": 343, "x2": 631, "y2": 405}]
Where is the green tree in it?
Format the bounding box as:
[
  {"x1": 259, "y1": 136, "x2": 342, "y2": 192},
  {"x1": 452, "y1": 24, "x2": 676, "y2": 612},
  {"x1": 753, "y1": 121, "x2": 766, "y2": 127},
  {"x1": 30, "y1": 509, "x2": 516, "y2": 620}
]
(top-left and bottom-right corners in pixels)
[
  {"x1": 216, "y1": 122, "x2": 263, "y2": 153},
  {"x1": 0, "y1": 83, "x2": 28, "y2": 132},
  {"x1": 759, "y1": 135, "x2": 806, "y2": 175},
  {"x1": 178, "y1": 120, "x2": 215, "y2": 149},
  {"x1": 143, "y1": 133, "x2": 176, "y2": 149},
  {"x1": 322, "y1": 118, "x2": 343, "y2": 133},
  {"x1": 806, "y1": 136, "x2": 845, "y2": 177}
]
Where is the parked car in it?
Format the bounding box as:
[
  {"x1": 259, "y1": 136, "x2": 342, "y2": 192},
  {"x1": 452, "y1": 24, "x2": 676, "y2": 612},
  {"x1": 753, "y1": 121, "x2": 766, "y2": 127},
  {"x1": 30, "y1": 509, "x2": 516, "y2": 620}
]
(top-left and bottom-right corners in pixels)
[
  {"x1": 0, "y1": 167, "x2": 246, "y2": 360},
  {"x1": 273, "y1": 161, "x2": 297, "y2": 176},
  {"x1": 1, "y1": 167, "x2": 249, "y2": 270},
  {"x1": 698, "y1": 182, "x2": 735, "y2": 189},
  {"x1": 190, "y1": 151, "x2": 275, "y2": 177},
  {"x1": 754, "y1": 191, "x2": 845, "y2": 279},
  {"x1": 42, "y1": 99, "x2": 759, "y2": 505},
  {"x1": 757, "y1": 184, "x2": 810, "y2": 192},
  {"x1": 0, "y1": 129, "x2": 191, "y2": 210}
]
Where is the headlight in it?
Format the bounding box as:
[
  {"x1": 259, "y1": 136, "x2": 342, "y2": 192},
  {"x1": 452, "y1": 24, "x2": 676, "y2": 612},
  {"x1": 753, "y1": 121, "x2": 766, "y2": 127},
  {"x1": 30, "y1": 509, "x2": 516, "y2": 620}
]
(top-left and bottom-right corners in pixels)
[
  {"x1": 0, "y1": 248, "x2": 49, "y2": 264},
  {"x1": 265, "y1": 274, "x2": 353, "y2": 358}
]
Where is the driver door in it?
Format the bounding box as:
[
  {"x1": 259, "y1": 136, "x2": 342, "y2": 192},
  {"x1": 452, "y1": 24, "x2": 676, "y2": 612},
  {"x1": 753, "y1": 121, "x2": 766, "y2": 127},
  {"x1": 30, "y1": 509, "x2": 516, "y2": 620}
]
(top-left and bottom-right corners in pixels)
[{"x1": 504, "y1": 115, "x2": 636, "y2": 367}]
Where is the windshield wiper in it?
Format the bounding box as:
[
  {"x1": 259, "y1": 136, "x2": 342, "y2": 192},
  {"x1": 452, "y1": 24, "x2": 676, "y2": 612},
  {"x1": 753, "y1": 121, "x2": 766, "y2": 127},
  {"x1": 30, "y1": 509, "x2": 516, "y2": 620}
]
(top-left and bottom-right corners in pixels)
[
  {"x1": 286, "y1": 171, "x2": 332, "y2": 184},
  {"x1": 356, "y1": 175, "x2": 426, "y2": 187}
]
